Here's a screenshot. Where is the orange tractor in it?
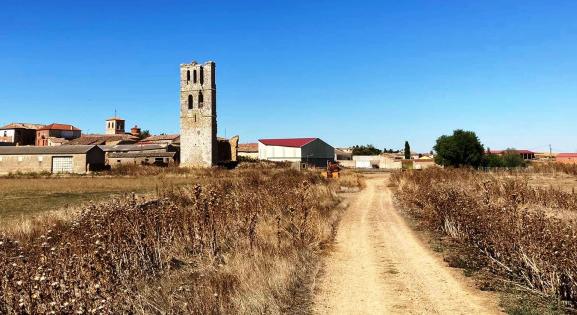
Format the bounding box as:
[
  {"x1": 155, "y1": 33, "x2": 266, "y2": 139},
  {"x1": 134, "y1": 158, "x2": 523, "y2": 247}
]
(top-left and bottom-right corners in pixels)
[{"x1": 321, "y1": 161, "x2": 341, "y2": 179}]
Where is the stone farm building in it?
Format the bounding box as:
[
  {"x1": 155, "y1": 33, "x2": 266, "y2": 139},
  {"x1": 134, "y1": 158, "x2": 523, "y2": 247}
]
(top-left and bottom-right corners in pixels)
[
  {"x1": 258, "y1": 138, "x2": 335, "y2": 167},
  {"x1": 0, "y1": 123, "x2": 44, "y2": 146},
  {"x1": 0, "y1": 145, "x2": 105, "y2": 175},
  {"x1": 100, "y1": 144, "x2": 178, "y2": 167},
  {"x1": 36, "y1": 123, "x2": 82, "y2": 146}
]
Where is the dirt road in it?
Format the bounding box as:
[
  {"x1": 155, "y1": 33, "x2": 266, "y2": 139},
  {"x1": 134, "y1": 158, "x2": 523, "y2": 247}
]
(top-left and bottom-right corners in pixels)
[{"x1": 313, "y1": 174, "x2": 502, "y2": 314}]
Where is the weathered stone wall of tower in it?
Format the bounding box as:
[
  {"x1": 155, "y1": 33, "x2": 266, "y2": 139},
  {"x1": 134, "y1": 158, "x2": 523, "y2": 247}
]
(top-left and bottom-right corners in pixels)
[{"x1": 179, "y1": 61, "x2": 217, "y2": 167}]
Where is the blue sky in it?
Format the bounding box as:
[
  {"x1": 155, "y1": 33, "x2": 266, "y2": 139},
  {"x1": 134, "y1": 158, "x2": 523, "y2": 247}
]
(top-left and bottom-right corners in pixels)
[{"x1": 1, "y1": 0, "x2": 577, "y2": 152}]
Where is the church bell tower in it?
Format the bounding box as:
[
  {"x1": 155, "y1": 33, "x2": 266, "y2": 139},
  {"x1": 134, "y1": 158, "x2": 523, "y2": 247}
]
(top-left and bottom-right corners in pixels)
[{"x1": 179, "y1": 61, "x2": 217, "y2": 167}]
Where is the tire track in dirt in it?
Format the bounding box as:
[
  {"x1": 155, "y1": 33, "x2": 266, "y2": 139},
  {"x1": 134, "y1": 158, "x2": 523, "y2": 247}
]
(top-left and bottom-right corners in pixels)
[{"x1": 313, "y1": 174, "x2": 503, "y2": 314}]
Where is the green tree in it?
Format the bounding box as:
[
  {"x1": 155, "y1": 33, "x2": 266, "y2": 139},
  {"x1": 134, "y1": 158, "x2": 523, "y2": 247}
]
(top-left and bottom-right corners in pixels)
[
  {"x1": 483, "y1": 148, "x2": 526, "y2": 168},
  {"x1": 352, "y1": 145, "x2": 382, "y2": 155},
  {"x1": 501, "y1": 149, "x2": 526, "y2": 168},
  {"x1": 139, "y1": 130, "x2": 151, "y2": 140},
  {"x1": 404, "y1": 141, "x2": 411, "y2": 159},
  {"x1": 484, "y1": 154, "x2": 504, "y2": 168},
  {"x1": 433, "y1": 129, "x2": 485, "y2": 167}
]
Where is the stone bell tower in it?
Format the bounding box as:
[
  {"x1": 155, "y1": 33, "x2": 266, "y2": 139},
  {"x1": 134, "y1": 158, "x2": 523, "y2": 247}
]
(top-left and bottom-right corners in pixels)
[{"x1": 179, "y1": 61, "x2": 217, "y2": 167}]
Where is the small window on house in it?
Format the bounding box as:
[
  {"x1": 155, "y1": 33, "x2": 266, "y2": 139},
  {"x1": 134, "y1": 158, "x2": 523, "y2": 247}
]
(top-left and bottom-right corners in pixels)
[
  {"x1": 18, "y1": 156, "x2": 23, "y2": 162},
  {"x1": 186, "y1": 70, "x2": 190, "y2": 83},
  {"x1": 38, "y1": 156, "x2": 43, "y2": 162},
  {"x1": 199, "y1": 66, "x2": 204, "y2": 85},
  {"x1": 198, "y1": 91, "x2": 204, "y2": 108},
  {"x1": 117, "y1": 160, "x2": 121, "y2": 163},
  {"x1": 0, "y1": 157, "x2": 3, "y2": 162},
  {"x1": 193, "y1": 70, "x2": 197, "y2": 83},
  {"x1": 188, "y1": 94, "x2": 193, "y2": 109},
  {"x1": 3, "y1": 131, "x2": 6, "y2": 137}
]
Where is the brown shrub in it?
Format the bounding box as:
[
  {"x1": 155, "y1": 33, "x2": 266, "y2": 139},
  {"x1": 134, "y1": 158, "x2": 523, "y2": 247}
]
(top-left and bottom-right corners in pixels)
[
  {"x1": 0, "y1": 168, "x2": 340, "y2": 314},
  {"x1": 392, "y1": 168, "x2": 577, "y2": 307}
]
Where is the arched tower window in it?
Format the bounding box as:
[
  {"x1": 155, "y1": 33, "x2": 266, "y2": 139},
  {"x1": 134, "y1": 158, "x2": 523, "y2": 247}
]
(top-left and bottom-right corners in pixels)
[
  {"x1": 193, "y1": 70, "x2": 197, "y2": 83},
  {"x1": 199, "y1": 66, "x2": 204, "y2": 85},
  {"x1": 188, "y1": 94, "x2": 193, "y2": 109},
  {"x1": 198, "y1": 91, "x2": 204, "y2": 108},
  {"x1": 186, "y1": 70, "x2": 190, "y2": 83}
]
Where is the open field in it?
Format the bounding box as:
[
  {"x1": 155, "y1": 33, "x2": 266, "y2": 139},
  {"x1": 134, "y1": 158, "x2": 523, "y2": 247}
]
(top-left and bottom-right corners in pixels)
[
  {"x1": 0, "y1": 166, "x2": 363, "y2": 314},
  {"x1": 393, "y1": 168, "x2": 577, "y2": 311},
  {"x1": 0, "y1": 174, "x2": 199, "y2": 223}
]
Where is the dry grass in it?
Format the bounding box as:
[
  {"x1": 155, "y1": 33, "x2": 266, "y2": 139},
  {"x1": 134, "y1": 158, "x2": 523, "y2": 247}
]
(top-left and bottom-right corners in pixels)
[
  {"x1": 0, "y1": 166, "x2": 353, "y2": 314},
  {"x1": 0, "y1": 173, "x2": 198, "y2": 223},
  {"x1": 392, "y1": 168, "x2": 577, "y2": 308},
  {"x1": 532, "y1": 162, "x2": 577, "y2": 177}
]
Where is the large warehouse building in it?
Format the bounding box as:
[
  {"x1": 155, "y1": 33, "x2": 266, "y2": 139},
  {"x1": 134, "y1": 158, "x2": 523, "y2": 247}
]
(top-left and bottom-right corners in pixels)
[
  {"x1": 0, "y1": 145, "x2": 105, "y2": 175},
  {"x1": 258, "y1": 138, "x2": 335, "y2": 167}
]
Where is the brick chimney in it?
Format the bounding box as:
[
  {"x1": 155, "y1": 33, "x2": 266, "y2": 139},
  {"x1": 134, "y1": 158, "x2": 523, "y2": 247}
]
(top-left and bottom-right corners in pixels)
[{"x1": 130, "y1": 125, "x2": 141, "y2": 137}]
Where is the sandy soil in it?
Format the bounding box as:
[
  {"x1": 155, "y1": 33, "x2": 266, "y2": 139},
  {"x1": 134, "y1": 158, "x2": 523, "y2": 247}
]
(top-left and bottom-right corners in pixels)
[{"x1": 313, "y1": 174, "x2": 503, "y2": 314}]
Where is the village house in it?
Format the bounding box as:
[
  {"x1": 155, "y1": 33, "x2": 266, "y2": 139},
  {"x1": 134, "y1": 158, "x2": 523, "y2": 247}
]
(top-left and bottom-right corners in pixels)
[
  {"x1": 0, "y1": 123, "x2": 44, "y2": 146},
  {"x1": 36, "y1": 123, "x2": 81, "y2": 146},
  {"x1": 0, "y1": 145, "x2": 105, "y2": 174}
]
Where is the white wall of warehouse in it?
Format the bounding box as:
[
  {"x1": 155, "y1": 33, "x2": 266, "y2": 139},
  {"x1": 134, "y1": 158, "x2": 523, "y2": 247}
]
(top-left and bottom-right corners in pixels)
[{"x1": 258, "y1": 142, "x2": 302, "y2": 162}]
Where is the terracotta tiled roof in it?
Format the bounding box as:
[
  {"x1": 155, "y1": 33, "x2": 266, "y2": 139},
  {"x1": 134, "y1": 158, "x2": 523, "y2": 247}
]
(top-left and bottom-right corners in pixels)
[
  {"x1": 98, "y1": 144, "x2": 168, "y2": 152},
  {"x1": 66, "y1": 134, "x2": 138, "y2": 145},
  {"x1": 0, "y1": 123, "x2": 44, "y2": 130},
  {"x1": 238, "y1": 143, "x2": 258, "y2": 153},
  {"x1": 109, "y1": 152, "x2": 176, "y2": 158},
  {"x1": 141, "y1": 134, "x2": 180, "y2": 142},
  {"x1": 48, "y1": 137, "x2": 69, "y2": 144},
  {"x1": 0, "y1": 145, "x2": 100, "y2": 155},
  {"x1": 38, "y1": 123, "x2": 81, "y2": 131},
  {"x1": 258, "y1": 138, "x2": 318, "y2": 148}
]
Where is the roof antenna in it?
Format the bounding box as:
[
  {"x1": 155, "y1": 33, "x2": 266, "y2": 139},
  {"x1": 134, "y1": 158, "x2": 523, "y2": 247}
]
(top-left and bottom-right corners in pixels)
[{"x1": 114, "y1": 109, "x2": 117, "y2": 119}]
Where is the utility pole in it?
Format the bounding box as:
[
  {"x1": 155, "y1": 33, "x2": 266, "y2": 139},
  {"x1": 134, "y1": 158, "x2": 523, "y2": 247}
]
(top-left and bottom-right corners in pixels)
[{"x1": 549, "y1": 144, "x2": 552, "y2": 160}]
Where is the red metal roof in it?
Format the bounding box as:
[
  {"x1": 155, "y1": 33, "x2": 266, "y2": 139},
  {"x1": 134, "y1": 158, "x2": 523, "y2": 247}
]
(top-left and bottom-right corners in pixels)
[
  {"x1": 557, "y1": 153, "x2": 577, "y2": 158},
  {"x1": 38, "y1": 123, "x2": 81, "y2": 131},
  {"x1": 258, "y1": 138, "x2": 317, "y2": 148}
]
